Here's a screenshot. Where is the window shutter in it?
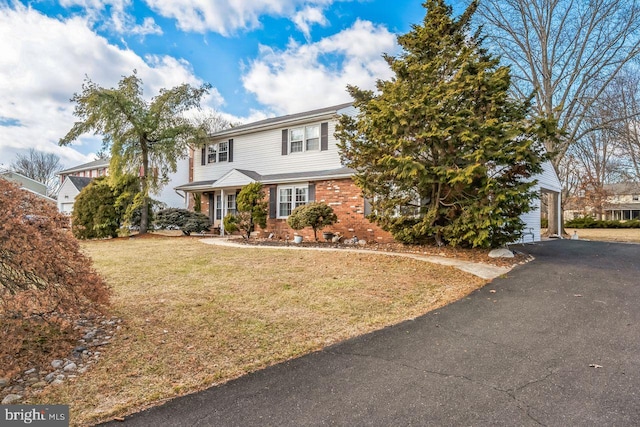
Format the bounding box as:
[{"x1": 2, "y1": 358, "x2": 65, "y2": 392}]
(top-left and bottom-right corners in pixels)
[
  {"x1": 228, "y1": 139, "x2": 234, "y2": 162},
  {"x1": 364, "y1": 197, "x2": 372, "y2": 216},
  {"x1": 320, "y1": 122, "x2": 329, "y2": 151},
  {"x1": 308, "y1": 183, "x2": 316, "y2": 202},
  {"x1": 201, "y1": 147, "x2": 206, "y2": 166},
  {"x1": 269, "y1": 187, "x2": 277, "y2": 218},
  {"x1": 282, "y1": 129, "x2": 288, "y2": 155}
]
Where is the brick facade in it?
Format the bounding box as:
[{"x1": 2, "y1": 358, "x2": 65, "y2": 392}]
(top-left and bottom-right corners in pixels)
[{"x1": 263, "y1": 178, "x2": 394, "y2": 243}]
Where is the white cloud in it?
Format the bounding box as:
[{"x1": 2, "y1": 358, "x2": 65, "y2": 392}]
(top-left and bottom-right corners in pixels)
[
  {"x1": 241, "y1": 19, "x2": 398, "y2": 115},
  {"x1": 0, "y1": 4, "x2": 221, "y2": 170},
  {"x1": 60, "y1": 0, "x2": 162, "y2": 36},
  {"x1": 144, "y1": 0, "x2": 335, "y2": 36},
  {"x1": 293, "y1": 6, "x2": 329, "y2": 39}
]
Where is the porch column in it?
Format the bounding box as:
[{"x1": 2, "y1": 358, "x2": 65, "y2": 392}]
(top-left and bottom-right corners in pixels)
[
  {"x1": 557, "y1": 191, "x2": 562, "y2": 238},
  {"x1": 220, "y1": 189, "x2": 225, "y2": 237}
]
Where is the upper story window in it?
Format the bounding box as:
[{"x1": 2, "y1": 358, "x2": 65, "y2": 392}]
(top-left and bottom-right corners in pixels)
[
  {"x1": 633, "y1": 195, "x2": 639, "y2": 201},
  {"x1": 289, "y1": 125, "x2": 320, "y2": 154},
  {"x1": 202, "y1": 139, "x2": 233, "y2": 165},
  {"x1": 218, "y1": 141, "x2": 229, "y2": 162},
  {"x1": 282, "y1": 122, "x2": 327, "y2": 156},
  {"x1": 208, "y1": 145, "x2": 217, "y2": 163}
]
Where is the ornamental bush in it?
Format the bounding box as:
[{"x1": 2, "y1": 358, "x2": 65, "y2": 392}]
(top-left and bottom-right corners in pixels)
[
  {"x1": 287, "y1": 202, "x2": 338, "y2": 241},
  {"x1": 154, "y1": 208, "x2": 210, "y2": 235},
  {"x1": 0, "y1": 178, "x2": 110, "y2": 379}
]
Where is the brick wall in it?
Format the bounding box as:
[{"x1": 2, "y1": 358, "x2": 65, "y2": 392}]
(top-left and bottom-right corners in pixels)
[{"x1": 263, "y1": 178, "x2": 394, "y2": 243}]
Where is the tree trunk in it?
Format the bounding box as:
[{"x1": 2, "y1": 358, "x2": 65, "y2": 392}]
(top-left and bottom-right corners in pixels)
[{"x1": 140, "y1": 139, "x2": 149, "y2": 235}]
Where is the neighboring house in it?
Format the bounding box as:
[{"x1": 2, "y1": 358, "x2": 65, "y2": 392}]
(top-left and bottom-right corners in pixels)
[
  {"x1": 604, "y1": 182, "x2": 640, "y2": 220},
  {"x1": 564, "y1": 182, "x2": 640, "y2": 221},
  {"x1": 57, "y1": 176, "x2": 93, "y2": 214},
  {"x1": 176, "y1": 103, "x2": 562, "y2": 243},
  {"x1": 56, "y1": 157, "x2": 189, "y2": 214},
  {"x1": 0, "y1": 170, "x2": 56, "y2": 204}
]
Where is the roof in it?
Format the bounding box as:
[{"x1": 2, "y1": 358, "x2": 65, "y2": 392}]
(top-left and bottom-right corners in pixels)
[
  {"x1": 603, "y1": 182, "x2": 640, "y2": 195},
  {"x1": 174, "y1": 167, "x2": 355, "y2": 192},
  {"x1": 0, "y1": 170, "x2": 48, "y2": 194},
  {"x1": 209, "y1": 103, "x2": 353, "y2": 139},
  {"x1": 67, "y1": 176, "x2": 93, "y2": 192},
  {"x1": 603, "y1": 203, "x2": 640, "y2": 210},
  {"x1": 59, "y1": 158, "x2": 110, "y2": 175}
]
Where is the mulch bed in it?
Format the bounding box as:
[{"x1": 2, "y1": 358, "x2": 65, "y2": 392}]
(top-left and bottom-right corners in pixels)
[{"x1": 236, "y1": 238, "x2": 531, "y2": 268}]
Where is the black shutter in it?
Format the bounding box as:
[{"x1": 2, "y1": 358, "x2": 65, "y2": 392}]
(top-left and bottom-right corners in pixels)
[
  {"x1": 320, "y1": 122, "x2": 329, "y2": 151},
  {"x1": 269, "y1": 187, "x2": 277, "y2": 218},
  {"x1": 308, "y1": 183, "x2": 316, "y2": 202},
  {"x1": 282, "y1": 129, "x2": 288, "y2": 155},
  {"x1": 201, "y1": 147, "x2": 206, "y2": 165},
  {"x1": 228, "y1": 139, "x2": 234, "y2": 162}
]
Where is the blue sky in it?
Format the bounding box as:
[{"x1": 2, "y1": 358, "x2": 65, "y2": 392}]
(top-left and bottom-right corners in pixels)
[{"x1": 0, "y1": 0, "x2": 466, "y2": 169}]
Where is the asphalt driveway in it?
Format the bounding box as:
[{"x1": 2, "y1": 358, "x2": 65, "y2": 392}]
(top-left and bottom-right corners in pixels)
[{"x1": 102, "y1": 240, "x2": 640, "y2": 426}]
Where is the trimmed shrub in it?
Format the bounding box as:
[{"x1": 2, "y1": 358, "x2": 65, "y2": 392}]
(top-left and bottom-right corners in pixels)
[
  {"x1": 565, "y1": 216, "x2": 640, "y2": 228},
  {"x1": 287, "y1": 202, "x2": 338, "y2": 241},
  {"x1": 154, "y1": 208, "x2": 210, "y2": 235}
]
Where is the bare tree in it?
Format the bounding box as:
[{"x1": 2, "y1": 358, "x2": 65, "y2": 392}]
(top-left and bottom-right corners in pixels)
[
  {"x1": 10, "y1": 148, "x2": 63, "y2": 195},
  {"x1": 478, "y1": 0, "x2": 640, "y2": 233},
  {"x1": 608, "y1": 70, "x2": 640, "y2": 179}
]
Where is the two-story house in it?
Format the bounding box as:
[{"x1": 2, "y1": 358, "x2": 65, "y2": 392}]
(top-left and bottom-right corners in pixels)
[
  {"x1": 57, "y1": 156, "x2": 189, "y2": 214},
  {"x1": 603, "y1": 182, "x2": 640, "y2": 220},
  {"x1": 176, "y1": 103, "x2": 563, "y2": 243},
  {"x1": 175, "y1": 103, "x2": 391, "y2": 241}
]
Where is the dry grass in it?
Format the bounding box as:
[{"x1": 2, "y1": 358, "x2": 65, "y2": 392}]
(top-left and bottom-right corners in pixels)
[
  {"x1": 30, "y1": 236, "x2": 485, "y2": 426},
  {"x1": 565, "y1": 228, "x2": 640, "y2": 243}
]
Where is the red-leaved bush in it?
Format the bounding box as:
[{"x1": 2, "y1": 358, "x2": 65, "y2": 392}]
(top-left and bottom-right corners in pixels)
[{"x1": 0, "y1": 178, "x2": 110, "y2": 379}]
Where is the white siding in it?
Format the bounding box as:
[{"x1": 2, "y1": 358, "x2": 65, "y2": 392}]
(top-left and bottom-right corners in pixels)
[
  {"x1": 519, "y1": 194, "x2": 541, "y2": 243},
  {"x1": 56, "y1": 179, "x2": 80, "y2": 213},
  {"x1": 193, "y1": 120, "x2": 343, "y2": 182},
  {"x1": 537, "y1": 160, "x2": 561, "y2": 192},
  {"x1": 154, "y1": 157, "x2": 189, "y2": 208}
]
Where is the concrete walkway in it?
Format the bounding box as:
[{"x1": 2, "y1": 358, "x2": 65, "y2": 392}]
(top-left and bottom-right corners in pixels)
[
  {"x1": 101, "y1": 240, "x2": 640, "y2": 426},
  {"x1": 199, "y1": 237, "x2": 512, "y2": 280}
]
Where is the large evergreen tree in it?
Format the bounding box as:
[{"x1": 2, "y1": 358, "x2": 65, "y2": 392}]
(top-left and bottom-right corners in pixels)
[
  {"x1": 60, "y1": 72, "x2": 210, "y2": 234},
  {"x1": 336, "y1": 0, "x2": 550, "y2": 248}
]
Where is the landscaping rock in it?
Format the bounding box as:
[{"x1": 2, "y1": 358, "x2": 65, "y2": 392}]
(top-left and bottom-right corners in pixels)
[
  {"x1": 0, "y1": 378, "x2": 8, "y2": 387},
  {"x1": 63, "y1": 362, "x2": 77, "y2": 372},
  {"x1": 24, "y1": 368, "x2": 36, "y2": 375},
  {"x1": 31, "y1": 381, "x2": 47, "y2": 389},
  {"x1": 45, "y1": 372, "x2": 57, "y2": 383},
  {"x1": 2, "y1": 394, "x2": 22, "y2": 405},
  {"x1": 51, "y1": 359, "x2": 64, "y2": 369},
  {"x1": 488, "y1": 248, "x2": 514, "y2": 258},
  {"x1": 51, "y1": 379, "x2": 64, "y2": 386}
]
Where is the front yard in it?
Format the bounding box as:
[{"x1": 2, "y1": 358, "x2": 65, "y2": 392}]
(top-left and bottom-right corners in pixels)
[{"x1": 27, "y1": 236, "x2": 486, "y2": 425}]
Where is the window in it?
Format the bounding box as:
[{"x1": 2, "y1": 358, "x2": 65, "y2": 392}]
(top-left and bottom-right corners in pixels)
[
  {"x1": 306, "y1": 125, "x2": 319, "y2": 151},
  {"x1": 216, "y1": 195, "x2": 222, "y2": 220},
  {"x1": 218, "y1": 141, "x2": 229, "y2": 162},
  {"x1": 289, "y1": 125, "x2": 319, "y2": 153},
  {"x1": 290, "y1": 128, "x2": 304, "y2": 153},
  {"x1": 207, "y1": 145, "x2": 217, "y2": 163},
  {"x1": 226, "y1": 193, "x2": 236, "y2": 215},
  {"x1": 633, "y1": 195, "x2": 639, "y2": 201},
  {"x1": 278, "y1": 185, "x2": 308, "y2": 217}
]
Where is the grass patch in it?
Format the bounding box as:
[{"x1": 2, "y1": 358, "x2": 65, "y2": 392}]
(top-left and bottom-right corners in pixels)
[
  {"x1": 29, "y1": 237, "x2": 485, "y2": 425},
  {"x1": 565, "y1": 228, "x2": 640, "y2": 243}
]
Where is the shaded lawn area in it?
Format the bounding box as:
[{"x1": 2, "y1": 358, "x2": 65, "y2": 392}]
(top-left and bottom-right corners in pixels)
[{"x1": 30, "y1": 237, "x2": 485, "y2": 426}]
